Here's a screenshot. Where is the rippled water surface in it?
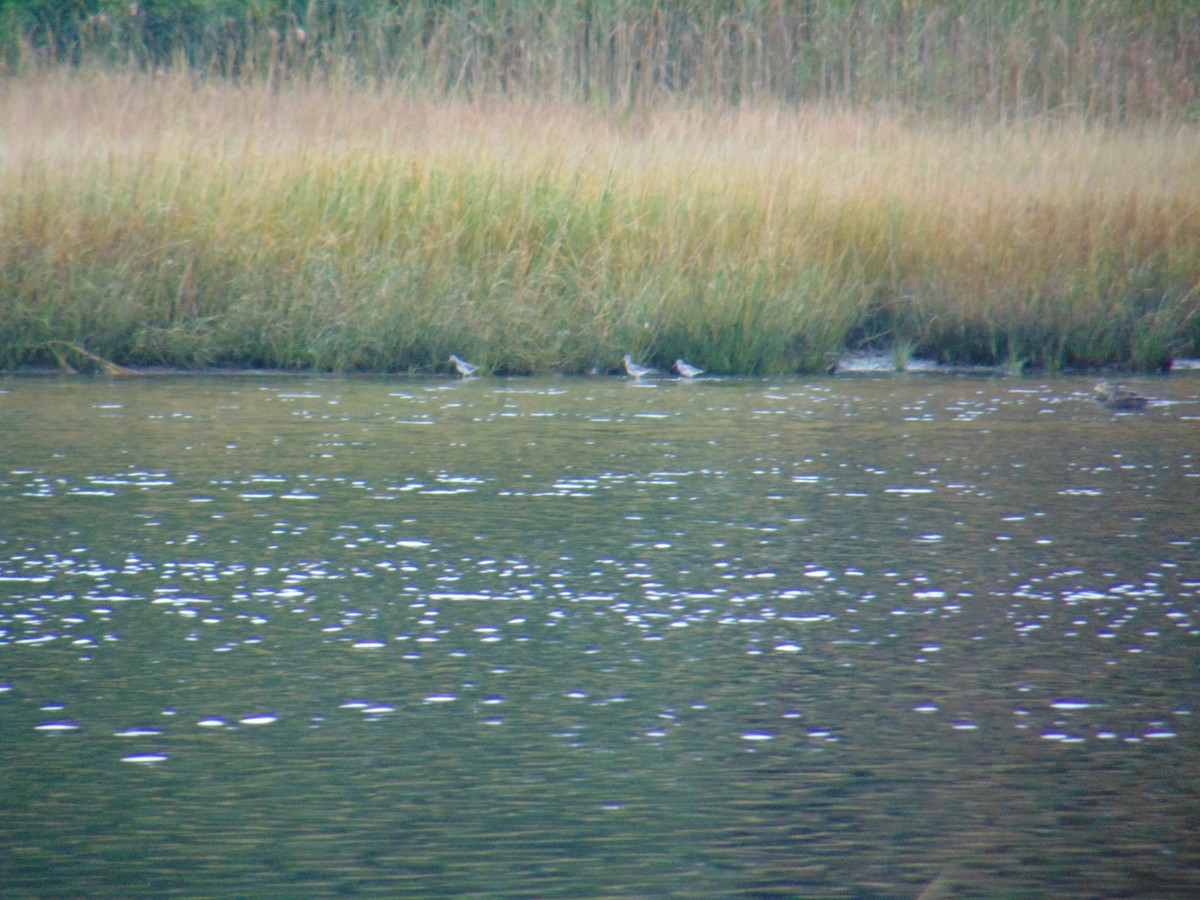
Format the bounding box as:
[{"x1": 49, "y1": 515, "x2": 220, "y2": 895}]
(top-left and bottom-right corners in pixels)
[{"x1": 2, "y1": 373, "x2": 1198, "y2": 896}]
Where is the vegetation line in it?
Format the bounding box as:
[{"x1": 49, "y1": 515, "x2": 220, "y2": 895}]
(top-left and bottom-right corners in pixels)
[
  {"x1": 2, "y1": 44, "x2": 1198, "y2": 374},
  {"x1": 3, "y1": 73, "x2": 1198, "y2": 375},
  {"x1": 5, "y1": 1, "x2": 1198, "y2": 123}
]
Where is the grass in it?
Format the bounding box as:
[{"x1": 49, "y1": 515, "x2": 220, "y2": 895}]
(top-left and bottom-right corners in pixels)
[
  {"x1": 8, "y1": 1, "x2": 1199, "y2": 122},
  {"x1": 2, "y1": 71, "x2": 1199, "y2": 374}
]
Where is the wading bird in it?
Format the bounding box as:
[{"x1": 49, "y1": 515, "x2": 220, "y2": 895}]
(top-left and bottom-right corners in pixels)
[
  {"x1": 674, "y1": 359, "x2": 704, "y2": 379},
  {"x1": 448, "y1": 354, "x2": 478, "y2": 377},
  {"x1": 623, "y1": 354, "x2": 656, "y2": 380},
  {"x1": 1093, "y1": 381, "x2": 1149, "y2": 411}
]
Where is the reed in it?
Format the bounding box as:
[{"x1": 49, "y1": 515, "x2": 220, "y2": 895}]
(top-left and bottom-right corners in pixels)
[
  {"x1": 5, "y1": 1, "x2": 1198, "y2": 122},
  {"x1": 2, "y1": 72, "x2": 1198, "y2": 373}
]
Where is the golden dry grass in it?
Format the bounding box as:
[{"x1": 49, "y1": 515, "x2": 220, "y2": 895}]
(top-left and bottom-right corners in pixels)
[{"x1": 2, "y1": 72, "x2": 1198, "y2": 372}]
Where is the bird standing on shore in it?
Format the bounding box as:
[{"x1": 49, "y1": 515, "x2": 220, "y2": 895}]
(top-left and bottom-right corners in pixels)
[
  {"x1": 674, "y1": 359, "x2": 704, "y2": 379},
  {"x1": 449, "y1": 354, "x2": 479, "y2": 377},
  {"x1": 1093, "y1": 381, "x2": 1149, "y2": 411},
  {"x1": 623, "y1": 354, "x2": 656, "y2": 380}
]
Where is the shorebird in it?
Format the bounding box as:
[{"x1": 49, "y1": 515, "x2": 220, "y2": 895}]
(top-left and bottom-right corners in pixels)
[
  {"x1": 448, "y1": 354, "x2": 479, "y2": 377},
  {"x1": 1093, "y1": 381, "x2": 1149, "y2": 411},
  {"x1": 674, "y1": 358, "x2": 704, "y2": 379},
  {"x1": 623, "y1": 354, "x2": 656, "y2": 380}
]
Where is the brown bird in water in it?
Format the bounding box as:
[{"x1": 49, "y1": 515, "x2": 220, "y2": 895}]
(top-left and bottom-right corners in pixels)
[{"x1": 1093, "y1": 381, "x2": 1150, "y2": 411}]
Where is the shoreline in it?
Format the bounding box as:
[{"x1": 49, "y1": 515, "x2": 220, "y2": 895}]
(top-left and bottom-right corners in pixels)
[{"x1": 5, "y1": 354, "x2": 1199, "y2": 381}]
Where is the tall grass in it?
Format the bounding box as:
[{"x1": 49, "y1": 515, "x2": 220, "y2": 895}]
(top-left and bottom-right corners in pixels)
[
  {"x1": 5, "y1": 1, "x2": 1199, "y2": 122},
  {"x1": 2, "y1": 72, "x2": 1198, "y2": 373}
]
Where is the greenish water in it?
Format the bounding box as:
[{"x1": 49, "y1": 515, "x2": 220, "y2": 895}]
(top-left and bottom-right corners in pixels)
[{"x1": 1, "y1": 373, "x2": 1198, "y2": 897}]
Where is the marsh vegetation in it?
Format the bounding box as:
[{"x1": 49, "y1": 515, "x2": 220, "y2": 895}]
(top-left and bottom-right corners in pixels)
[{"x1": 2, "y1": 2, "x2": 1198, "y2": 374}]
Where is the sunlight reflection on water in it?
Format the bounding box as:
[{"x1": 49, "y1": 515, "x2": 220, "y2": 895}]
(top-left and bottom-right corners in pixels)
[{"x1": 1, "y1": 373, "x2": 1198, "y2": 895}]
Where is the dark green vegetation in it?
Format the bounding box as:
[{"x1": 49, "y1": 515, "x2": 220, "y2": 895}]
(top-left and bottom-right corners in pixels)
[
  {"x1": 2, "y1": 2, "x2": 1198, "y2": 374},
  {"x1": 5, "y1": 1, "x2": 1199, "y2": 121}
]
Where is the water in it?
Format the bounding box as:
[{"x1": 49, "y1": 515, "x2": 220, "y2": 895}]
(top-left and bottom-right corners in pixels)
[{"x1": 1, "y1": 373, "x2": 1198, "y2": 897}]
